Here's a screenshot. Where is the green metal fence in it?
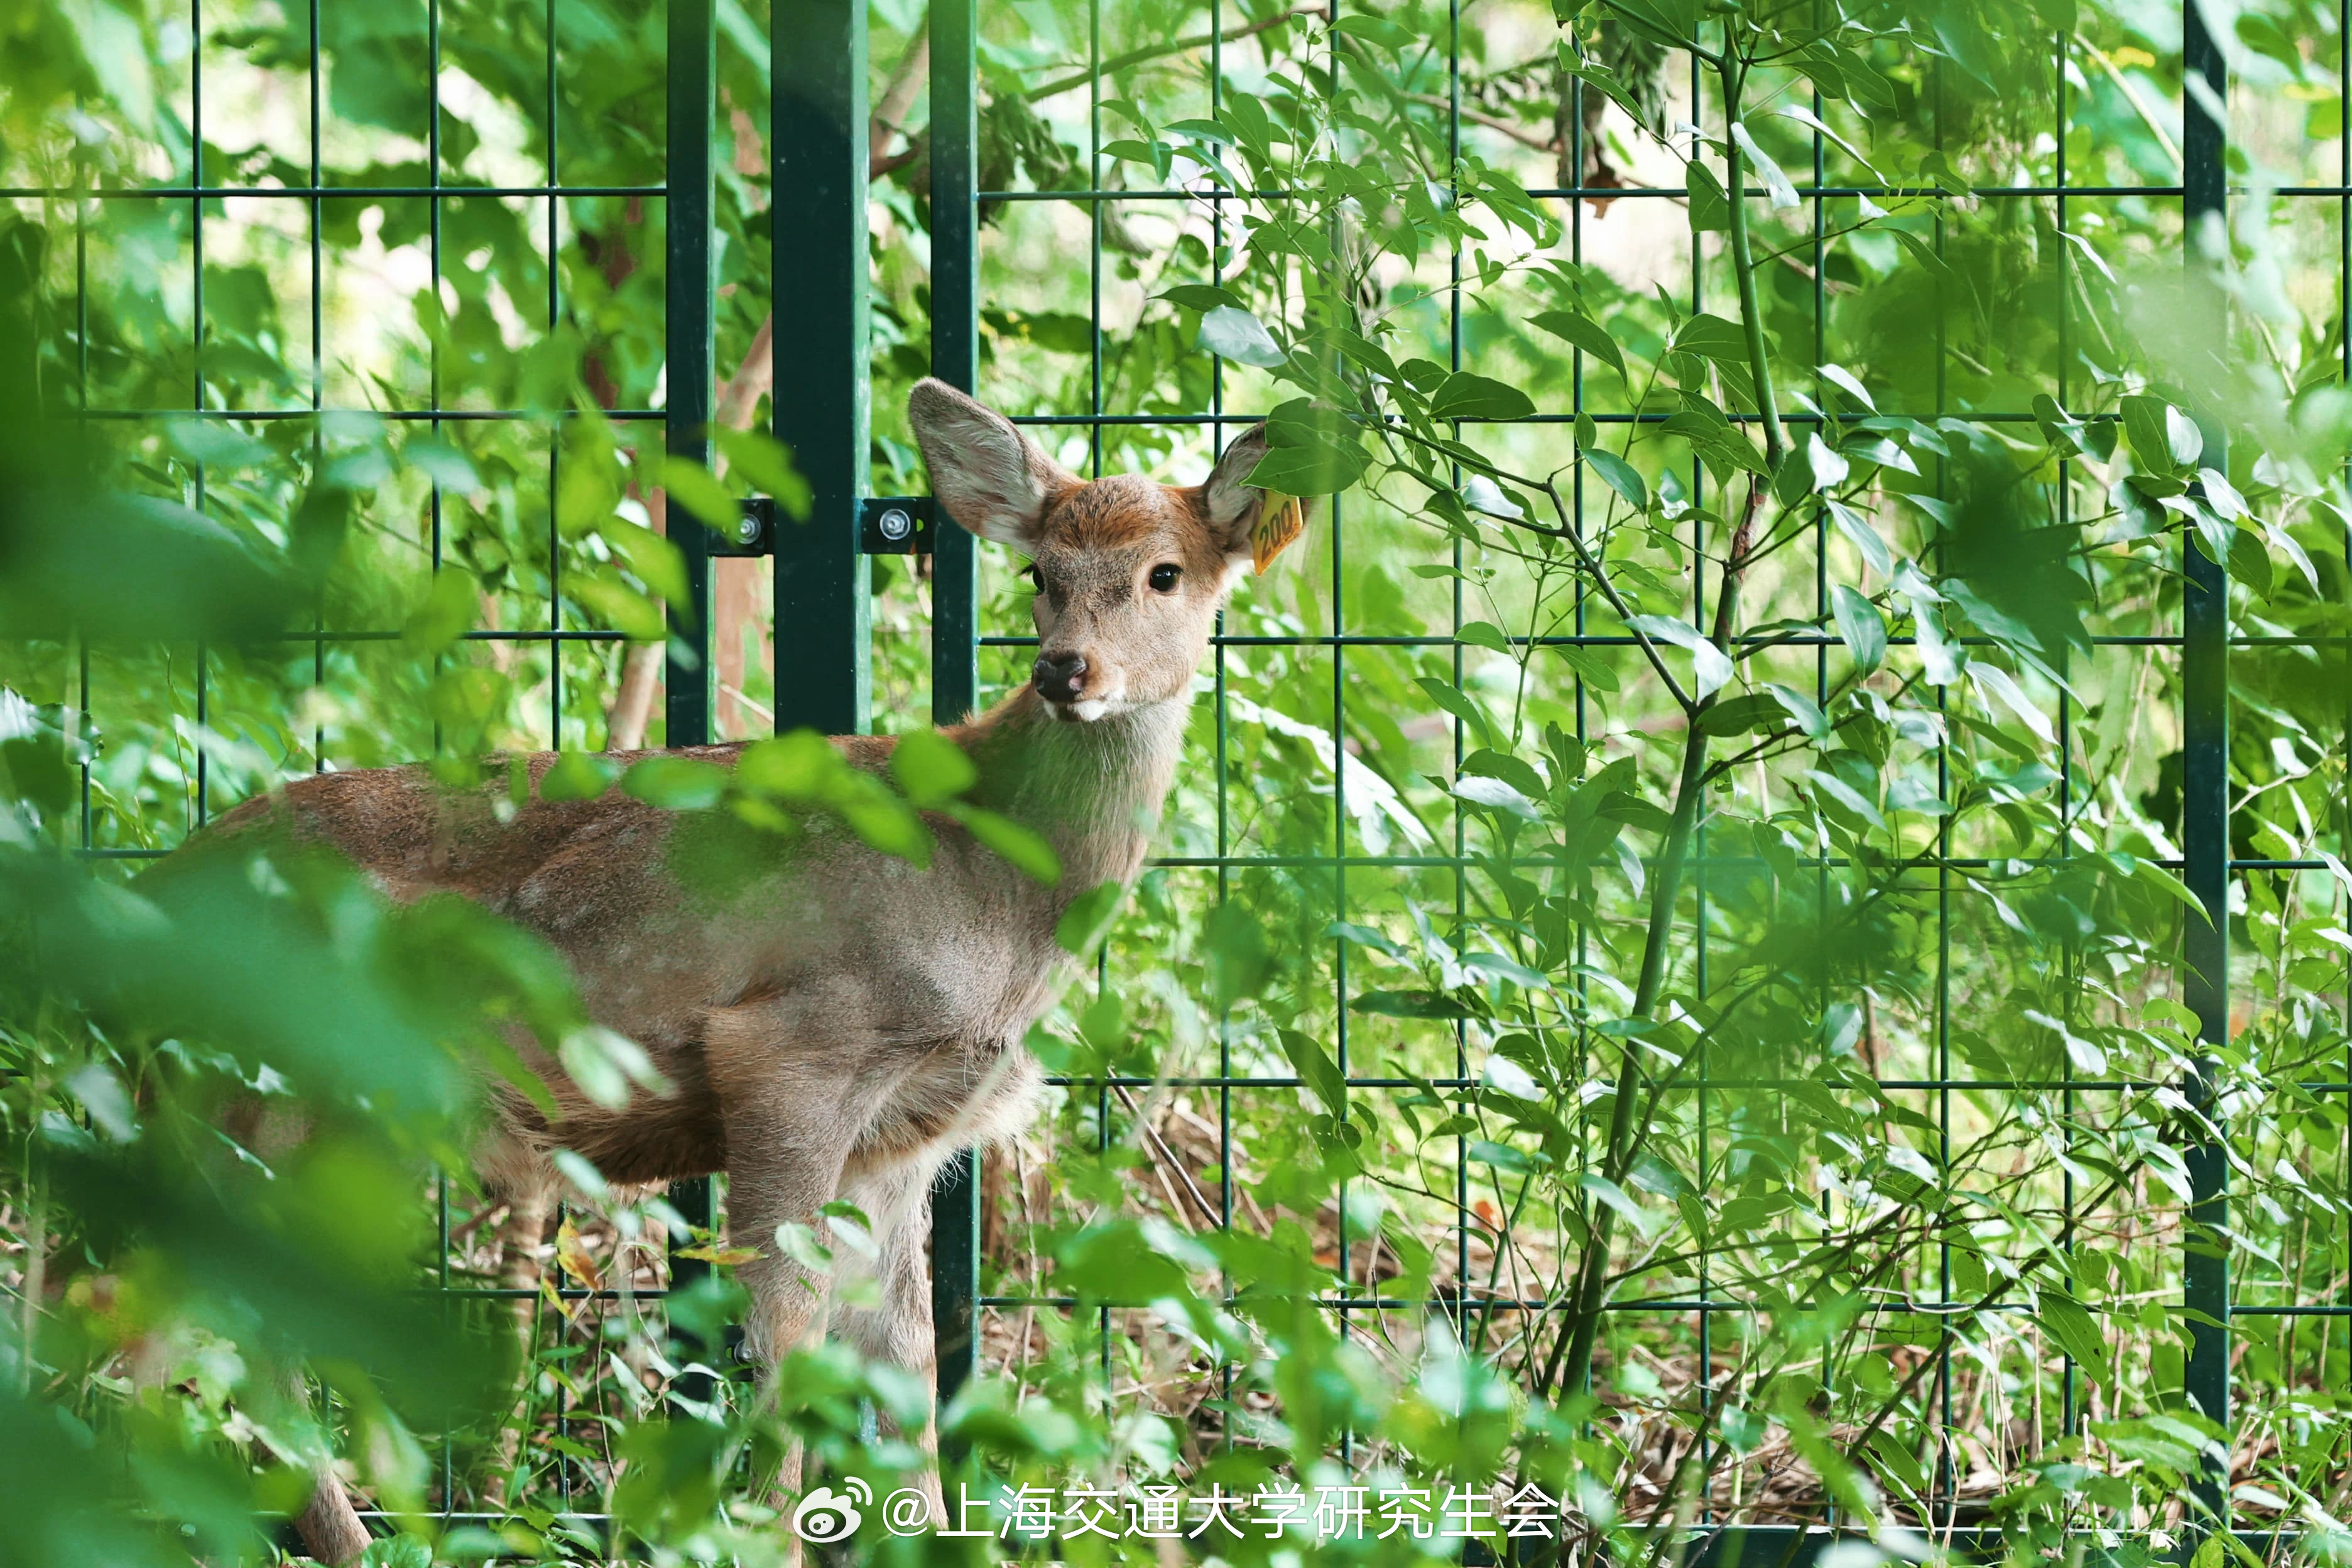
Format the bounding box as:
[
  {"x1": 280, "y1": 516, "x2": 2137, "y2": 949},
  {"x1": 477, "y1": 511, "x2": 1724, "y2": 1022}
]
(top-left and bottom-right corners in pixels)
[
  {"x1": 865, "y1": 0, "x2": 2258, "y2": 1532},
  {"x1": 23, "y1": 0, "x2": 689, "y2": 1525},
  {"x1": 849, "y1": 0, "x2": 2319, "y2": 1544}
]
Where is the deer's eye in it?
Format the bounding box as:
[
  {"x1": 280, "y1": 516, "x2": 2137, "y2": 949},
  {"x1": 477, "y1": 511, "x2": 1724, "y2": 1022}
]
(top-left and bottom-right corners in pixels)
[
  {"x1": 1023, "y1": 564, "x2": 1043, "y2": 592},
  {"x1": 1148, "y1": 563, "x2": 1183, "y2": 593}
]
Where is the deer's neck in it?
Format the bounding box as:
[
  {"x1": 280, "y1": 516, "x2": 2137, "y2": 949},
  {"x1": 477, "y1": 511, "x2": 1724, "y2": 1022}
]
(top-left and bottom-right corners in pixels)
[{"x1": 957, "y1": 685, "x2": 1191, "y2": 892}]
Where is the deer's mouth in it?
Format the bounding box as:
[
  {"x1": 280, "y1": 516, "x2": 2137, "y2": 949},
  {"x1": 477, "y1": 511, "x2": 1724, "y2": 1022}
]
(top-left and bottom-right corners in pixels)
[
  {"x1": 1037, "y1": 677, "x2": 1126, "y2": 721},
  {"x1": 1048, "y1": 693, "x2": 1120, "y2": 722}
]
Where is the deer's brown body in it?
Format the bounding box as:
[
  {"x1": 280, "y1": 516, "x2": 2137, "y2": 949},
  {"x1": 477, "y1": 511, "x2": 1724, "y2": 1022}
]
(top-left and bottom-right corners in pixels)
[{"x1": 232, "y1": 381, "x2": 1305, "y2": 1562}]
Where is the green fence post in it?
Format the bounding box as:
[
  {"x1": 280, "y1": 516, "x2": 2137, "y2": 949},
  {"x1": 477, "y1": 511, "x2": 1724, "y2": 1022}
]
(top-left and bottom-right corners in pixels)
[
  {"x1": 771, "y1": 0, "x2": 871, "y2": 738},
  {"x1": 662, "y1": 0, "x2": 717, "y2": 1401},
  {"x1": 927, "y1": 0, "x2": 984, "y2": 1418},
  {"x1": 2180, "y1": 0, "x2": 2231, "y2": 1536}
]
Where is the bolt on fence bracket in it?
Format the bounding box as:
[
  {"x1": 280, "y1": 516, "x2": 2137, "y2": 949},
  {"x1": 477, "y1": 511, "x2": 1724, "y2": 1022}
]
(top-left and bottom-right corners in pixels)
[
  {"x1": 859, "y1": 496, "x2": 935, "y2": 554},
  {"x1": 710, "y1": 495, "x2": 777, "y2": 557}
]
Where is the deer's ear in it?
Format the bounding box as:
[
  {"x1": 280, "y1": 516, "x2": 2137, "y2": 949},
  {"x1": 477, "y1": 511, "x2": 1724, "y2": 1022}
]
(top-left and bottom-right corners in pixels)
[
  {"x1": 908, "y1": 379, "x2": 1077, "y2": 549},
  {"x1": 1202, "y1": 423, "x2": 1313, "y2": 574}
]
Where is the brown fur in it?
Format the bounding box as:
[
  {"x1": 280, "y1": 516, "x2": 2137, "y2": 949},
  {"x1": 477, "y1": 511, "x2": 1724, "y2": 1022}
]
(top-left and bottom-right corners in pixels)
[{"x1": 224, "y1": 380, "x2": 1305, "y2": 1562}]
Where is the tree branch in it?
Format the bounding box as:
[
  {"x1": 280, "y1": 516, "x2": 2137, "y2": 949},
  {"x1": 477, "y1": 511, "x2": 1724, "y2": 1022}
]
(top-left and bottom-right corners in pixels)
[
  {"x1": 1026, "y1": 8, "x2": 1322, "y2": 102},
  {"x1": 1373, "y1": 422, "x2": 1697, "y2": 712},
  {"x1": 1403, "y1": 91, "x2": 1561, "y2": 154}
]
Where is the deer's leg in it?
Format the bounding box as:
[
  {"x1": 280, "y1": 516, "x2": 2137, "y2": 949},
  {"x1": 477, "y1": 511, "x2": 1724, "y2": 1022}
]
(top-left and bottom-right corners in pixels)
[
  {"x1": 280, "y1": 1369, "x2": 372, "y2": 1565},
  {"x1": 703, "y1": 1026, "x2": 869, "y2": 1510},
  {"x1": 490, "y1": 1179, "x2": 554, "y2": 1507},
  {"x1": 829, "y1": 1156, "x2": 949, "y2": 1525},
  {"x1": 724, "y1": 1102, "x2": 862, "y2": 1538}
]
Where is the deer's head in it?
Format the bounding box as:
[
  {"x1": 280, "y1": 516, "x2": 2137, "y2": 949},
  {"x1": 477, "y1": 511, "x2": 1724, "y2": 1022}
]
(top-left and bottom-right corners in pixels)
[{"x1": 910, "y1": 379, "x2": 1308, "y2": 722}]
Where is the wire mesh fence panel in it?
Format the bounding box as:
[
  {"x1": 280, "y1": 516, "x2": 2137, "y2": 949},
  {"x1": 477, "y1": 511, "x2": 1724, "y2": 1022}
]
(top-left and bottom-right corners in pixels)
[
  {"x1": 914, "y1": 0, "x2": 2350, "y2": 1546},
  {"x1": 5, "y1": 0, "x2": 696, "y2": 1528}
]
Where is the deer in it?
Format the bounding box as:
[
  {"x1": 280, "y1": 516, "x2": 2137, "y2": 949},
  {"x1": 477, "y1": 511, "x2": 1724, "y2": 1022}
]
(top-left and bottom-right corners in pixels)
[{"x1": 204, "y1": 378, "x2": 1309, "y2": 1563}]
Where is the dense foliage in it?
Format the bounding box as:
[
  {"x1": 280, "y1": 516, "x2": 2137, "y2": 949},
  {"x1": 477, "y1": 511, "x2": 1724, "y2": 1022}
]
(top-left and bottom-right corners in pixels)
[{"x1": 3, "y1": 0, "x2": 2351, "y2": 1563}]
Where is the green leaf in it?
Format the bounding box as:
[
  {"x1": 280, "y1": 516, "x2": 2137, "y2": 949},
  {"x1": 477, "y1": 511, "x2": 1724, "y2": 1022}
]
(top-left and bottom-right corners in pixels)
[
  {"x1": 1055, "y1": 880, "x2": 1126, "y2": 955},
  {"x1": 1685, "y1": 158, "x2": 1729, "y2": 232},
  {"x1": 1198, "y1": 305, "x2": 1287, "y2": 369},
  {"x1": 1331, "y1": 13, "x2": 1414, "y2": 47},
  {"x1": 1158, "y1": 283, "x2": 1244, "y2": 312},
  {"x1": 1806, "y1": 769, "x2": 1885, "y2": 830},
  {"x1": 1805, "y1": 432, "x2": 1850, "y2": 492},
  {"x1": 539, "y1": 752, "x2": 621, "y2": 802},
  {"x1": 2227, "y1": 525, "x2": 2273, "y2": 598},
  {"x1": 734, "y1": 730, "x2": 841, "y2": 798},
  {"x1": 566, "y1": 570, "x2": 665, "y2": 643},
  {"x1": 602, "y1": 519, "x2": 689, "y2": 609},
  {"x1": 1249, "y1": 398, "x2": 1368, "y2": 496},
  {"x1": 956, "y1": 805, "x2": 1061, "y2": 885},
  {"x1": 1326, "y1": 920, "x2": 1405, "y2": 957},
  {"x1": 1349, "y1": 988, "x2": 1480, "y2": 1019},
  {"x1": 1765, "y1": 682, "x2": 1829, "y2": 742},
  {"x1": 1967, "y1": 662, "x2": 2055, "y2": 744},
  {"x1": 1427, "y1": 373, "x2": 1535, "y2": 421},
  {"x1": 1202, "y1": 901, "x2": 1270, "y2": 1008},
  {"x1": 890, "y1": 729, "x2": 977, "y2": 808},
  {"x1": 1278, "y1": 1028, "x2": 1348, "y2": 1114},
  {"x1": 1455, "y1": 619, "x2": 1513, "y2": 654},
  {"x1": 400, "y1": 569, "x2": 477, "y2": 654},
  {"x1": 1454, "y1": 775, "x2": 1542, "y2": 820},
  {"x1": 837, "y1": 795, "x2": 931, "y2": 866},
  {"x1": 1669, "y1": 313, "x2": 1750, "y2": 364},
  {"x1": 1583, "y1": 448, "x2": 1647, "y2": 510},
  {"x1": 1461, "y1": 747, "x2": 1548, "y2": 800},
  {"x1": 358, "y1": 1538, "x2": 433, "y2": 1568},
  {"x1": 1581, "y1": 1172, "x2": 1660, "y2": 1236},
  {"x1": 1818, "y1": 363, "x2": 1876, "y2": 411},
  {"x1": 1529, "y1": 309, "x2": 1626, "y2": 378},
  {"x1": 559, "y1": 1024, "x2": 672, "y2": 1110},
  {"x1": 2120, "y1": 394, "x2": 2196, "y2": 476},
  {"x1": 405, "y1": 438, "x2": 480, "y2": 492},
  {"x1": 1720, "y1": 1405, "x2": 1768, "y2": 1454},
  {"x1": 1626, "y1": 614, "x2": 1733, "y2": 699},
  {"x1": 2167, "y1": 405, "x2": 2204, "y2": 466},
  {"x1": 1826, "y1": 499, "x2": 1893, "y2": 580},
  {"x1": 1463, "y1": 951, "x2": 1552, "y2": 989},
  {"x1": 2037, "y1": 1288, "x2": 2111, "y2": 1383},
  {"x1": 1553, "y1": 643, "x2": 1620, "y2": 692},
  {"x1": 1729, "y1": 121, "x2": 1799, "y2": 209},
  {"x1": 1467, "y1": 1139, "x2": 1538, "y2": 1174},
  {"x1": 2121, "y1": 853, "x2": 2215, "y2": 927},
  {"x1": 1830, "y1": 584, "x2": 1885, "y2": 672},
  {"x1": 621, "y1": 756, "x2": 728, "y2": 810},
  {"x1": 1696, "y1": 691, "x2": 1783, "y2": 737},
  {"x1": 1414, "y1": 676, "x2": 1493, "y2": 744},
  {"x1": 712, "y1": 428, "x2": 811, "y2": 520},
  {"x1": 653, "y1": 454, "x2": 738, "y2": 531}
]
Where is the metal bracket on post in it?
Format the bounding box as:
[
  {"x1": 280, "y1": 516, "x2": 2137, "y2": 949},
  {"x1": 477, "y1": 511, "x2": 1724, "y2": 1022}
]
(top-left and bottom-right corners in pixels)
[
  {"x1": 710, "y1": 496, "x2": 776, "y2": 558},
  {"x1": 859, "y1": 496, "x2": 934, "y2": 554}
]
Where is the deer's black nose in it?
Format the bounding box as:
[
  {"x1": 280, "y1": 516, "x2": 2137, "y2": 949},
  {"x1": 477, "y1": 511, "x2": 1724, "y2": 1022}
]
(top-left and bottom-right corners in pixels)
[{"x1": 1033, "y1": 651, "x2": 1088, "y2": 704}]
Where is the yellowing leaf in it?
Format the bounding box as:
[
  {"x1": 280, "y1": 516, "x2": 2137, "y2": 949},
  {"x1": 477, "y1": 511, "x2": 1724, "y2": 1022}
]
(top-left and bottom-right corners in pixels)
[
  {"x1": 672, "y1": 1243, "x2": 763, "y2": 1266},
  {"x1": 553, "y1": 1216, "x2": 603, "y2": 1292}
]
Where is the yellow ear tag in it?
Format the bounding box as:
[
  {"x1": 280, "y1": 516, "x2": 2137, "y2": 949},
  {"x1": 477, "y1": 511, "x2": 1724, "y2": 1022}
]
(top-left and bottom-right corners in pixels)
[{"x1": 1252, "y1": 493, "x2": 1304, "y2": 575}]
